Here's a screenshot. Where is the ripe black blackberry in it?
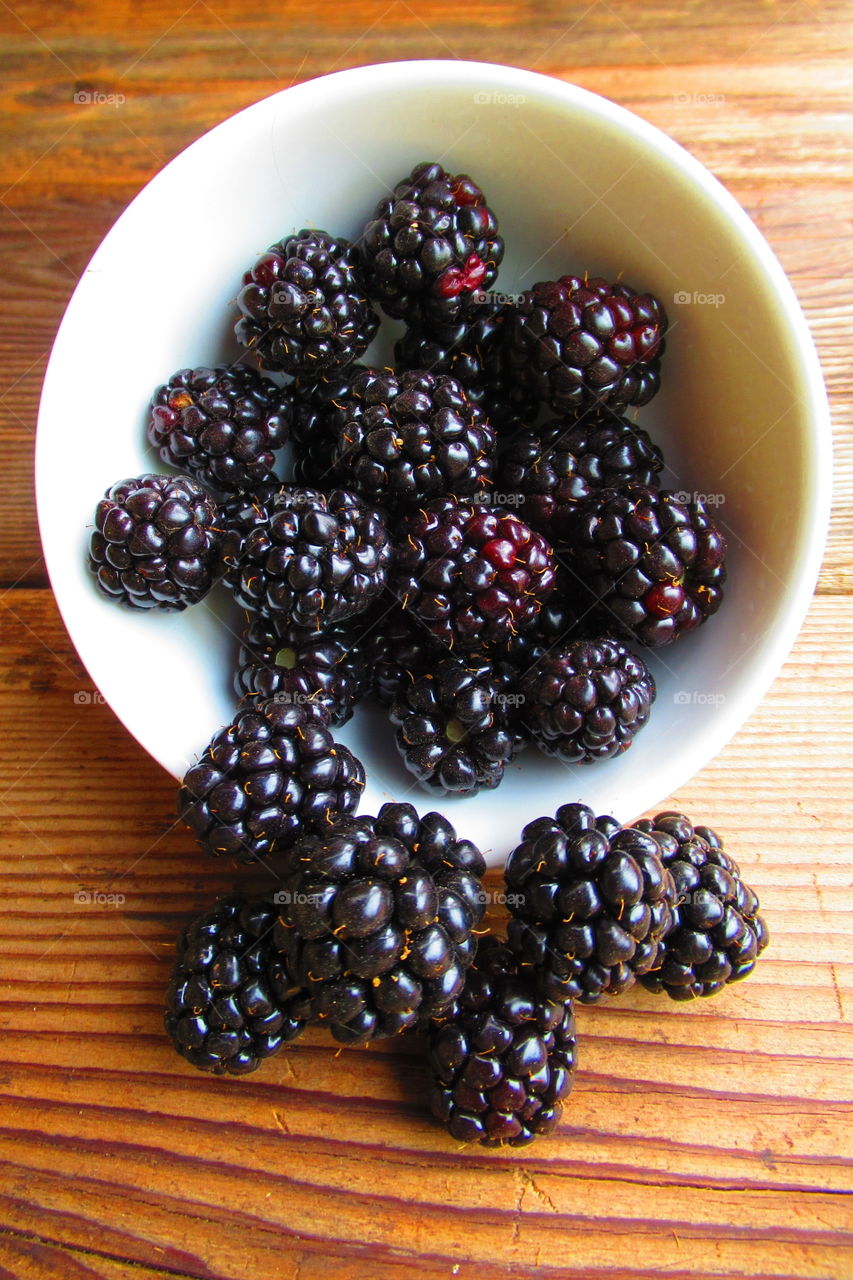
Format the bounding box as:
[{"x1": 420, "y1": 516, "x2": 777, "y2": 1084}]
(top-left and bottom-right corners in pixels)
[
  {"x1": 635, "y1": 812, "x2": 769, "y2": 1000},
  {"x1": 391, "y1": 496, "x2": 558, "y2": 652},
  {"x1": 147, "y1": 366, "x2": 291, "y2": 494},
  {"x1": 563, "y1": 484, "x2": 727, "y2": 647},
  {"x1": 220, "y1": 485, "x2": 391, "y2": 627},
  {"x1": 502, "y1": 574, "x2": 581, "y2": 668},
  {"x1": 88, "y1": 473, "x2": 220, "y2": 611},
  {"x1": 354, "y1": 597, "x2": 437, "y2": 706},
  {"x1": 289, "y1": 367, "x2": 363, "y2": 486},
  {"x1": 234, "y1": 615, "x2": 366, "y2": 727},
  {"x1": 390, "y1": 654, "x2": 521, "y2": 796},
  {"x1": 360, "y1": 161, "x2": 504, "y2": 330},
  {"x1": 505, "y1": 803, "x2": 674, "y2": 1003},
  {"x1": 235, "y1": 230, "x2": 378, "y2": 376},
  {"x1": 164, "y1": 896, "x2": 307, "y2": 1075},
  {"x1": 394, "y1": 303, "x2": 538, "y2": 434},
  {"x1": 497, "y1": 410, "x2": 663, "y2": 544},
  {"x1": 505, "y1": 276, "x2": 667, "y2": 414},
  {"x1": 178, "y1": 700, "x2": 365, "y2": 863},
  {"x1": 429, "y1": 936, "x2": 577, "y2": 1146},
  {"x1": 519, "y1": 638, "x2": 655, "y2": 763},
  {"x1": 273, "y1": 803, "x2": 486, "y2": 1044},
  {"x1": 325, "y1": 366, "x2": 496, "y2": 509}
]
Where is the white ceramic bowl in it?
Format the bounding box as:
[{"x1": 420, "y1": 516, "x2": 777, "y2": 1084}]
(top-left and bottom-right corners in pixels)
[{"x1": 36, "y1": 60, "x2": 831, "y2": 867}]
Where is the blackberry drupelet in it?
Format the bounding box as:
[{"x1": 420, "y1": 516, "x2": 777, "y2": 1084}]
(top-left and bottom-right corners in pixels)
[
  {"x1": 289, "y1": 367, "x2": 365, "y2": 486},
  {"x1": 360, "y1": 161, "x2": 504, "y2": 330},
  {"x1": 147, "y1": 365, "x2": 291, "y2": 494},
  {"x1": 429, "y1": 936, "x2": 577, "y2": 1146},
  {"x1": 355, "y1": 597, "x2": 437, "y2": 706},
  {"x1": 220, "y1": 485, "x2": 391, "y2": 627},
  {"x1": 164, "y1": 896, "x2": 307, "y2": 1075},
  {"x1": 273, "y1": 803, "x2": 486, "y2": 1044},
  {"x1": 391, "y1": 496, "x2": 558, "y2": 652},
  {"x1": 178, "y1": 700, "x2": 365, "y2": 863},
  {"x1": 394, "y1": 303, "x2": 538, "y2": 433},
  {"x1": 234, "y1": 615, "x2": 366, "y2": 727},
  {"x1": 390, "y1": 653, "x2": 521, "y2": 795},
  {"x1": 505, "y1": 803, "x2": 674, "y2": 1003},
  {"x1": 88, "y1": 473, "x2": 220, "y2": 611},
  {"x1": 563, "y1": 483, "x2": 727, "y2": 647},
  {"x1": 327, "y1": 366, "x2": 496, "y2": 509},
  {"x1": 636, "y1": 812, "x2": 769, "y2": 999},
  {"x1": 518, "y1": 638, "x2": 655, "y2": 763},
  {"x1": 497, "y1": 410, "x2": 663, "y2": 544},
  {"x1": 505, "y1": 276, "x2": 667, "y2": 414},
  {"x1": 235, "y1": 230, "x2": 378, "y2": 376}
]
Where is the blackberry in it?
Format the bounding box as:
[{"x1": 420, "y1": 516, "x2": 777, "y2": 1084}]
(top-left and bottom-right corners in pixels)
[
  {"x1": 391, "y1": 496, "x2": 558, "y2": 652},
  {"x1": 289, "y1": 367, "x2": 363, "y2": 486},
  {"x1": 360, "y1": 161, "x2": 503, "y2": 330},
  {"x1": 235, "y1": 230, "x2": 378, "y2": 376},
  {"x1": 429, "y1": 937, "x2": 577, "y2": 1146},
  {"x1": 326, "y1": 366, "x2": 496, "y2": 509},
  {"x1": 505, "y1": 276, "x2": 667, "y2": 414},
  {"x1": 390, "y1": 654, "x2": 521, "y2": 796},
  {"x1": 503, "y1": 575, "x2": 581, "y2": 668},
  {"x1": 519, "y1": 638, "x2": 655, "y2": 763},
  {"x1": 88, "y1": 473, "x2": 220, "y2": 611},
  {"x1": 497, "y1": 410, "x2": 663, "y2": 543},
  {"x1": 635, "y1": 812, "x2": 769, "y2": 1000},
  {"x1": 178, "y1": 700, "x2": 365, "y2": 863},
  {"x1": 274, "y1": 804, "x2": 486, "y2": 1044},
  {"x1": 220, "y1": 485, "x2": 391, "y2": 627},
  {"x1": 394, "y1": 303, "x2": 538, "y2": 433},
  {"x1": 355, "y1": 597, "x2": 437, "y2": 705},
  {"x1": 147, "y1": 366, "x2": 291, "y2": 494},
  {"x1": 234, "y1": 615, "x2": 366, "y2": 727},
  {"x1": 164, "y1": 896, "x2": 306, "y2": 1075},
  {"x1": 505, "y1": 803, "x2": 674, "y2": 1003},
  {"x1": 564, "y1": 484, "x2": 727, "y2": 647}
]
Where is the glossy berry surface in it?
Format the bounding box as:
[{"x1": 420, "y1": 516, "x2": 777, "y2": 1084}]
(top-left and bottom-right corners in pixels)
[
  {"x1": 505, "y1": 275, "x2": 667, "y2": 414},
  {"x1": 429, "y1": 937, "x2": 577, "y2": 1146},
  {"x1": 360, "y1": 161, "x2": 504, "y2": 330},
  {"x1": 234, "y1": 615, "x2": 366, "y2": 727},
  {"x1": 519, "y1": 637, "x2": 655, "y2": 763},
  {"x1": 274, "y1": 804, "x2": 486, "y2": 1044},
  {"x1": 505, "y1": 803, "x2": 675, "y2": 1003},
  {"x1": 635, "y1": 812, "x2": 769, "y2": 999},
  {"x1": 178, "y1": 700, "x2": 365, "y2": 863},
  {"x1": 164, "y1": 896, "x2": 306, "y2": 1075},
  {"x1": 88, "y1": 472, "x2": 220, "y2": 611},
  {"x1": 391, "y1": 496, "x2": 558, "y2": 652},
  {"x1": 235, "y1": 229, "x2": 378, "y2": 375},
  {"x1": 147, "y1": 365, "x2": 291, "y2": 494}
]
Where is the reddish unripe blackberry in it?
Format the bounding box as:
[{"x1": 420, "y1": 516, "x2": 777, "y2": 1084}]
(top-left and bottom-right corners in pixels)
[
  {"x1": 220, "y1": 485, "x2": 391, "y2": 627},
  {"x1": 235, "y1": 230, "x2": 378, "y2": 375},
  {"x1": 88, "y1": 473, "x2": 220, "y2": 611},
  {"x1": 636, "y1": 812, "x2": 769, "y2": 1000},
  {"x1": 519, "y1": 638, "x2": 655, "y2": 763},
  {"x1": 273, "y1": 804, "x2": 486, "y2": 1044},
  {"x1": 505, "y1": 803, "x2": 675, "y2": 1003},
  {"x1": 361, "y1": 161, "x2": 504, "y2": 330},
  {"x1": 505, "y1": 276, "x2": 667, "y2": 414},
  {"x1": 391, "y1": 496, "x2": 558, "y2": 652},
  {"x1": 498, "y1": 410, "x2": 663, "y2": 543},
  {"x1": 147, "y1": 366, "x2": 291, "y2": 494},
  {"x1": 563, "y1": 484, "x2": 727, "y2": 647},
  {"x1": 178, "y1": 700, "x2": 365, "y2": 863},
  {"x1": 429, "y1": 936, "x2": 577, "y2": 1146},
  {"x1": 234, "y1": 615, "x2": 367, "y2": 727},
  {"x1": 390, "y1": 654, "x2": 521, "y2": 795},
  {"x1": 164, "y1": 896, "x2": 307, "y2": 1075},
  {"x1": 327, "y1": 366, "x2": 496, "y2": 509}
]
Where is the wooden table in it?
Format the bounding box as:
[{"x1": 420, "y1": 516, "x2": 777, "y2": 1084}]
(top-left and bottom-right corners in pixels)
[{"x1": 1, "y1": 4, "x2": 851, "y2": 1277}]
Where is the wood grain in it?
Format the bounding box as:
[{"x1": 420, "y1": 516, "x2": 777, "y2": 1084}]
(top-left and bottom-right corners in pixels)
[{"x1": 1, "y1": 3, "x2": 851, "y2": 1277}]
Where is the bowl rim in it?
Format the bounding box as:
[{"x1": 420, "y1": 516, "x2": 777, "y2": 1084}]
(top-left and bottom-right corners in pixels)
[{"x1": 36, "y1": 58, "x2": 832, "y2": 817}]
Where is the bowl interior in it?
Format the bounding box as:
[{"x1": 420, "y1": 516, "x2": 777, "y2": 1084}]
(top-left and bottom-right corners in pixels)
[{"x1": 36, "y1": 61, "x2": 829, "y2": 866}]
